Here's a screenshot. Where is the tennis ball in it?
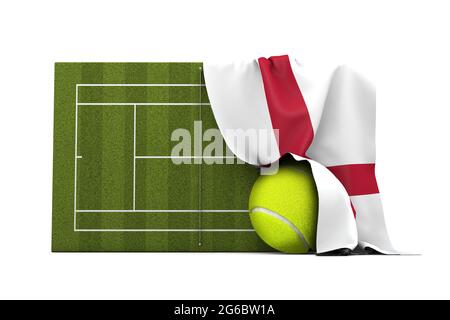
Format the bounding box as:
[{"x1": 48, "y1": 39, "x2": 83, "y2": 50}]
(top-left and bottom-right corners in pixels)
[{"x1": 248, "y1": 162, "x2": 318, "y2": 253}]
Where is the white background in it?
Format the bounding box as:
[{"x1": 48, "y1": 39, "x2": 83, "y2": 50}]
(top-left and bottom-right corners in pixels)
[{"x1": 0, "y1": 0, "x2": 449, "y2": 299}]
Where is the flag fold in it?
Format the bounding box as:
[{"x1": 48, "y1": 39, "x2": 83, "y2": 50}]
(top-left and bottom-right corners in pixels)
[{"x1": 203, "y1": 55, "x2": 397, "y2": 254}]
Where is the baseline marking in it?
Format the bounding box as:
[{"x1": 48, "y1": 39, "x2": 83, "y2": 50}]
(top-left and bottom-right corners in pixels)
[
  {"x1": 133, "y1": 104, "x2": 137, "y2": 210},
  {"x1": 73, "y1": 85, "x2": 79, "y2": 231}
]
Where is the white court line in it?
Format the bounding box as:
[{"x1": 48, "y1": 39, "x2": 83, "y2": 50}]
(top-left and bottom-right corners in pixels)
[
  {"x1": 135, "y1": 156, "x2": 236, "y2": 159},
  {"x1": 76, "y1": 155, "x2": 82, "y2": 159},
  {"x1": 77, "y1": 84, "x2": 206, "y2": 87},
  {"x1": 133, "y1": 104, "x2": 136, "y2": 210},
  {"x1": 75, "y1": 229, "x2": 255, "y2": 232},
  {"x1": 73, "y1": 86, "x2": 79, "y2": 231},
  {"x1": 76, "y1": 209, "x2": 248, "y2": 213},
  {"x1": 198, "y1": 67, "x2": 203, "y2": 246},
  {"x1": 72, "y1": 83, "x2": 244, "y2": 234},
  {"x1": 77, "y1": 103, "x2": 210, "y2": 106}
]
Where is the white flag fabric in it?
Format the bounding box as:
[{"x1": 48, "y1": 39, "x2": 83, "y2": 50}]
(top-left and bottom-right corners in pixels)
[{"x1": 203, "y1": 55, "x2": 397, "y2": 254}]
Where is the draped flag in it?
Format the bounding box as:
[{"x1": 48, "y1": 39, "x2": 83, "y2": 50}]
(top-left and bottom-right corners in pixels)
[{"x1": 203, "y1": 55, "x2": 397, "y2": 254}]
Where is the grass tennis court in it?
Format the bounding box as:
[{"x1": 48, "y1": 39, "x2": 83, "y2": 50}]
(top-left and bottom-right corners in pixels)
[{"x1": 52, "y1": 63, "x2": 273, "y2": 252}]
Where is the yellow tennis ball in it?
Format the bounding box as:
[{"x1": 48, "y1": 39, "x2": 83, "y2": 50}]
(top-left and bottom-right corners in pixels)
[{"x1": 249, "y1": 162, "x2": 318, "y2": 253}]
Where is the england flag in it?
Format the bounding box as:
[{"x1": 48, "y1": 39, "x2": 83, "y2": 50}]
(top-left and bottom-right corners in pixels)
[{"x1": 203, "y1": 55, "x2": 397, "y2": 254}]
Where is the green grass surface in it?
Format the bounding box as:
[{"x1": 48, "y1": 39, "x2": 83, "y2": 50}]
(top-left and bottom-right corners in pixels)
[{"x1": 52, "y1": 63, "x2": 273, "y2": 252}]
